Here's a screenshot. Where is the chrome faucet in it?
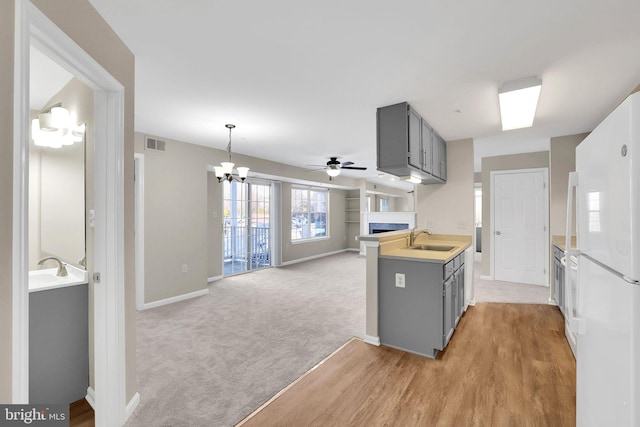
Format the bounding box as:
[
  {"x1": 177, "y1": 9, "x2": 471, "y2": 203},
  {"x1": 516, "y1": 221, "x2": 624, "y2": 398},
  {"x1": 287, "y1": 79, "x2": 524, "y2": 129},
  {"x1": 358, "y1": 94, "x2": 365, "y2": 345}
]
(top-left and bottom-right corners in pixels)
[
  {"x1": 38, "y1": 256, "x2": 68, "y2": 277},
  {"x1": 409, "y1": 228, "x2": 432, "y2": 247}
]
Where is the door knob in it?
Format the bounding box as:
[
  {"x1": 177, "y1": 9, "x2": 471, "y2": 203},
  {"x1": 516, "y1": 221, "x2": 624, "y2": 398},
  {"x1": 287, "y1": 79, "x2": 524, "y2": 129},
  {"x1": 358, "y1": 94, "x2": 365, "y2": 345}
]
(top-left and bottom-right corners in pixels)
[{"x1": 495, "y1": 231, "x2": 501, "y2": 235}]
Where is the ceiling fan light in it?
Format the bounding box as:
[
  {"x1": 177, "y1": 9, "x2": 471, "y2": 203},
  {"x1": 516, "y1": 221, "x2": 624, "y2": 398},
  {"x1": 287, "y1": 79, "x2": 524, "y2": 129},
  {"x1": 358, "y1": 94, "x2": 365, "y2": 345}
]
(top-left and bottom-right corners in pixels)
[{"x1": 326, "y1": 168, "x2": 341, "y2": 177}]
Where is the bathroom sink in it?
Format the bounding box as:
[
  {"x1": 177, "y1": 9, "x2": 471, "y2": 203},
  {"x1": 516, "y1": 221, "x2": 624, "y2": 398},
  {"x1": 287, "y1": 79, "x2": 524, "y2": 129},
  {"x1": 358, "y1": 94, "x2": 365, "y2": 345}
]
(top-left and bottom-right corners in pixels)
[
  {"x1": 29, "y1": 274, "x2": 59, "y2": 286},
  {"x1": 411, "y1": 244, "x2": 456, "y2": 252}
]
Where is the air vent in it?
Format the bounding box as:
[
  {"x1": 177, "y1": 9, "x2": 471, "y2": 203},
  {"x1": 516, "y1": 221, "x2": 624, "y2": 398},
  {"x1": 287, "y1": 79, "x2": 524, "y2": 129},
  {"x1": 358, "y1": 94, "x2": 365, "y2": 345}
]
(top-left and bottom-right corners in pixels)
[{"x1": 145, "y1": 136, "x2": 166, "y2": 152}]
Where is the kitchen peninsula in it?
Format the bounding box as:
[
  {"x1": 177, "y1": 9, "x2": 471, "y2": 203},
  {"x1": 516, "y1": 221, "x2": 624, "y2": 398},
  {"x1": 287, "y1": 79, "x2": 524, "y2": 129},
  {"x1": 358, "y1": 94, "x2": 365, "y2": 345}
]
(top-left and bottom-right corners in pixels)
[{"x1": 357, "y1": 229, "x2": 473, "y2": 358}]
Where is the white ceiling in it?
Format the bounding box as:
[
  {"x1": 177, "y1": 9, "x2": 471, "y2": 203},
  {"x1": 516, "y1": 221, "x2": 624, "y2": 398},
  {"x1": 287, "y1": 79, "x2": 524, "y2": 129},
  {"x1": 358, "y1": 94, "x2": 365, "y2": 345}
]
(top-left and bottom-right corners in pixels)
[
  {"x1": 30, "y1": 46, "x2": 73, "y2": 110},
  {"x1": 85, "y1": 0, "x2": 640, "y2": 183}
]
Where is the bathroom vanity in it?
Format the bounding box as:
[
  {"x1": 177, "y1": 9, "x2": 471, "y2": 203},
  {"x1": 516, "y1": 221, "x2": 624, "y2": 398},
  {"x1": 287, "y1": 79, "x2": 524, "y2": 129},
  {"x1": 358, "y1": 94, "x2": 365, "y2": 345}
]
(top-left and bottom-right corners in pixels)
[{"x1": 29, "y1": 268, "x2": 89, "y2": 405}]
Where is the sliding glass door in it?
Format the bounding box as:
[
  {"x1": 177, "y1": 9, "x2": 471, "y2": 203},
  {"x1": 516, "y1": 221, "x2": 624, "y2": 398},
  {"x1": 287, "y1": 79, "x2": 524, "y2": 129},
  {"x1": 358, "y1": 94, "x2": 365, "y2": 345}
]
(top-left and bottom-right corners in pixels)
[{"x1": 223, "y1": 181, "x2": 271, "y2": 276}]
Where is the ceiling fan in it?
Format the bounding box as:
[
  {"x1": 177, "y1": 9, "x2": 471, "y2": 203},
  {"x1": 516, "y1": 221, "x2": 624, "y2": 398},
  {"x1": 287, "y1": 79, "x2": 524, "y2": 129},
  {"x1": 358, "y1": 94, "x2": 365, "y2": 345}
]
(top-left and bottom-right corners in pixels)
[{"x1": 310, "y1": 157, "x2": 367, "y2": 180}]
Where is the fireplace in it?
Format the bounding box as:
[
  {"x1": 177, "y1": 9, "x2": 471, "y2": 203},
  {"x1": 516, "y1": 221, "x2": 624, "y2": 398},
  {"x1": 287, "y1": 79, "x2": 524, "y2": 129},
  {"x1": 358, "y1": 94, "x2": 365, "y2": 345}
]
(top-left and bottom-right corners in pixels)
[
  {"x1": 369, "y1": 223, "x2": 409, "y2": 234},
  {"x1": 359, "y1": 212, "x2": 417, "y2": 255}
]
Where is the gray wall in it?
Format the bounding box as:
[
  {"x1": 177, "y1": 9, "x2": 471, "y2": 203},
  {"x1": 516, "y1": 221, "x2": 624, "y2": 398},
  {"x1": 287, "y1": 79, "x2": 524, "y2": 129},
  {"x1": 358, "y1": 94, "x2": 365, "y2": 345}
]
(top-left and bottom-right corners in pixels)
[{"x1": 480, "y1": 151, "x2": 549, "y2": 276}]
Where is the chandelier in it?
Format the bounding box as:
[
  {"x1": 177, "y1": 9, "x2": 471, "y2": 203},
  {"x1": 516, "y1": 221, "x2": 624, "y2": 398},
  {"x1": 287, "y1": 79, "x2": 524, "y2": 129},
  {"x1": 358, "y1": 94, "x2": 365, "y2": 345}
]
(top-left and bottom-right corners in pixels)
[{"x1": 213, "y1": 124, "x2": 249, "y2": 183}]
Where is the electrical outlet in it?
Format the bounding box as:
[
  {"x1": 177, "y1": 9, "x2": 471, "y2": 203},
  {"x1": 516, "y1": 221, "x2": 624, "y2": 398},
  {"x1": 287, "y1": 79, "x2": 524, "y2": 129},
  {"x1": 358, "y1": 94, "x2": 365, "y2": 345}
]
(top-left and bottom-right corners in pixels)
[
  {"x1": 457, "y1": 221, "x2": 466, "y2": 229},
  {"x1": 395, "y1": 273, "x2": 405, "y2": 288},
  {"x1": 212, "y1": 211, "x2": 217, "y2": 218},
  {"x1": 182, "y1": 264, "x2": 188, "y2": 273},
  {"x1": 425, "y1": 219, "x2": 433, "y2": 228}
]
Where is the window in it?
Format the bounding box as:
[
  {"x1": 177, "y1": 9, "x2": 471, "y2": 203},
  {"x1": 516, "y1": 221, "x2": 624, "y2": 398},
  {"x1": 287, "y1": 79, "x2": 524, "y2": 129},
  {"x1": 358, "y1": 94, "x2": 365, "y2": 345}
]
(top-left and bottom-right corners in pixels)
[
  {"x1": 291, "y1": 186, "x2": 328, "y2": 241},
  {"x1": 379, "y1": 197, "x2": 389, "y2": 212},
  {"x1": 474, "y1": 186, "x2": 482, "y2": 227}
]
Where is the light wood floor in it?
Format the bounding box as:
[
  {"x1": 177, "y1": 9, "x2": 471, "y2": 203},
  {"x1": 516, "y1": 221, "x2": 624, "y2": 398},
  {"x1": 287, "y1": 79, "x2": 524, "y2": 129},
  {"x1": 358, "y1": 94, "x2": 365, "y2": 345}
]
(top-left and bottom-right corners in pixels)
[{"x1": 239, "y1": 303, "x2": 576, "y2": 426}]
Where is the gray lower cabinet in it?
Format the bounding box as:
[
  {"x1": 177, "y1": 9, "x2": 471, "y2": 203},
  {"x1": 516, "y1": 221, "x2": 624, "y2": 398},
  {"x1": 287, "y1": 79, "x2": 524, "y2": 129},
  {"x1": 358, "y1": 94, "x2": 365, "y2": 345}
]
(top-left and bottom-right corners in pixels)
[
  {"x1": 379, "y1": 254, "x2": 465, "y2": 358},
  {"x1": 30, "y1": 283, "x2": 89, "y2": 405}
]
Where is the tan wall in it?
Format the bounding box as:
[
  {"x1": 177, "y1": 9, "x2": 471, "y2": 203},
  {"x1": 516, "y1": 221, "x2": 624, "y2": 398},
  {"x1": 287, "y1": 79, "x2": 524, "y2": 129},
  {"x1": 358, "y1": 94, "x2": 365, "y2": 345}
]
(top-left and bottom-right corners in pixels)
[
  {"x1": 0, "y1": 0, "x2": 15, "y2": 403},
  {"x1": 549, "y1": 133, "x2": 588, "y2": 237},
  {"x1": 136, "y1": 133, "x2": 352, "y2": 300},
  {"x1": 0, "y1": 0, "x2": 137, "y2": 404},
  {"x1": 134, "y1": 133, "x2": 212, "y2": 303},
  {"x1": 480, "y1": 151, "x2": 549, "y2": 276},
  {"x1": 415, "y1": 139, "x2": 474, "y2": 236}
]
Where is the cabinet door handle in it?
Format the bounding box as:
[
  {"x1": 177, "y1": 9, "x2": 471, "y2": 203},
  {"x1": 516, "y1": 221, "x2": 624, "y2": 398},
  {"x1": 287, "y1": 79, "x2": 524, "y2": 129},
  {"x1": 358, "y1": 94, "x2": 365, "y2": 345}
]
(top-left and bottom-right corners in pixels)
[{"x1": 495, "y1": 231, "x2": 501, "y2": 235}]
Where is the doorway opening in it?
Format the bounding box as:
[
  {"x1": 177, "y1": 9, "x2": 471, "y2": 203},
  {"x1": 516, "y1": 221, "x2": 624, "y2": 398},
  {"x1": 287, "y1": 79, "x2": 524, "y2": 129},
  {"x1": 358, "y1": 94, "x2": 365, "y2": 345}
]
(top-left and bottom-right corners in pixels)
[
  {"x1": 223, "y1": 181, "x2": 271, "y2": 276},
  {"x1": 14, "y1": 2, "x2": 129, "y2": 424}
]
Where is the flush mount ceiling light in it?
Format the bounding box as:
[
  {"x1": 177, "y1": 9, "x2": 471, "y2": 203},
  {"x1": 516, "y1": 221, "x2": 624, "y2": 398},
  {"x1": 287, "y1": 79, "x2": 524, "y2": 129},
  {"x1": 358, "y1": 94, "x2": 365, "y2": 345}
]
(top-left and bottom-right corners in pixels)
[
  {"x1": 213, "y1": 124, "x2": 250, "y2": 183},
  {"x1": 498, "y1": 76, "x2": 542, "y2": 131},
  {"x1": 31, "y1": 104, "x2": 85, "y2": 148}
]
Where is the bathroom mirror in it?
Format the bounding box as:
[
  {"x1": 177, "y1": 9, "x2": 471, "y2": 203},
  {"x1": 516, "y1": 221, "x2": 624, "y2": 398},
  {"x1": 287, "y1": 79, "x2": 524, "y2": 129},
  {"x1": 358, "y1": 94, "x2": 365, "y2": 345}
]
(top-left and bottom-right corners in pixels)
[{"x1": 28, "y1": 45, "x2": 90, "y2": 270}]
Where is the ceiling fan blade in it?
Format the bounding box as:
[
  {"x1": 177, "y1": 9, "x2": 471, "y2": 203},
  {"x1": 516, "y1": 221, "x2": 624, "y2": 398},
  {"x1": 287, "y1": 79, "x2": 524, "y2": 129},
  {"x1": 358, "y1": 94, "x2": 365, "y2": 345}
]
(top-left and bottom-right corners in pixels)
[
  {"x1": 341, "y1": 166, "x2": 367, "y2": 170},
  {"x1": 342, "y1": 161, "x2": 354, "y2": 167}
]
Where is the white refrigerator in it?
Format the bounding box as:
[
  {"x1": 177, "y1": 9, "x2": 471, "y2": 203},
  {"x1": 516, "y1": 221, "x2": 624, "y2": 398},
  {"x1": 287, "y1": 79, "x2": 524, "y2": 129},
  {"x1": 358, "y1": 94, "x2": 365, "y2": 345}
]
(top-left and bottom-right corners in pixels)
[{"x1": 566, "y1": 91, "x2": 640, "y2": 426}]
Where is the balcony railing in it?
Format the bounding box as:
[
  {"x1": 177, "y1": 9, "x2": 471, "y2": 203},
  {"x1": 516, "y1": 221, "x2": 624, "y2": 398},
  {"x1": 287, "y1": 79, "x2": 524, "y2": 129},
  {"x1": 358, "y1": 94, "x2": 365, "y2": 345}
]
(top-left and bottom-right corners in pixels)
[{"x1": 223, "y1": 225, "x2": 270, "y2": 270}]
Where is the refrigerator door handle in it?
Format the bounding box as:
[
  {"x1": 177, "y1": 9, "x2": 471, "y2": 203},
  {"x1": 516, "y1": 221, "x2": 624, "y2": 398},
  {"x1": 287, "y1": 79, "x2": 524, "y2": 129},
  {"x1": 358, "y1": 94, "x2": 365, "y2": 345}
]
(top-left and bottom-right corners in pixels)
[{"x1": 565, "y1": 172, "x2": 586, "y2": 335}]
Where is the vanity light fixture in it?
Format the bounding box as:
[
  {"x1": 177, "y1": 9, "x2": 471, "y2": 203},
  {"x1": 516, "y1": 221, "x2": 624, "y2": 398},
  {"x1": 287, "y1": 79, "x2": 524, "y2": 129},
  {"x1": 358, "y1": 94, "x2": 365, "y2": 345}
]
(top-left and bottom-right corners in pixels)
[
  {"x1": 498, "y1": 76, "x2": 542, "y2": 131},
  {"x1": 31, "y1": 104, "x2": 85, "y2": 148},
  {"x1": 213, "y1": 124, "x2": 250, "y2": 183}
]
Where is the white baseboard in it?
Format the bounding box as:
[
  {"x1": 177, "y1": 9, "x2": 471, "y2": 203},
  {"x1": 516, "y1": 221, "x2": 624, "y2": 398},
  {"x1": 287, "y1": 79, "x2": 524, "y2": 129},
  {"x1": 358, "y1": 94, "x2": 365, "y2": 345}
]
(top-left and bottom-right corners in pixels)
[
  {"x1": 207, "y1": 275, "x2": 223, "y2": 283},
  {"x1": 139, "y1": 288, "x2": 209, "y2": 311},
  {"x1": 548, "y1": 297, "x2": 557, "y2": 305},
  {"x1": 85, "y1": 386, "x2": 95, "y2": 409},
  {"x1": 480, "y1": 275, "x2": 493, "y2": 280},
  {"x1": 363, "y1": 334, "x2": 380, "y2": 346},
  {"x1": 345, "y1": 248, "x2": 359, "y2": 252},
  {"x1": 125, "y1": 392, "x2": 141, "y2": 422},
  {"x1": 85, "y1": 387, "x2": 139, "y2": 422},
  {"x1": 280, "y1": 249, "x2": 348, "y2": 266}
]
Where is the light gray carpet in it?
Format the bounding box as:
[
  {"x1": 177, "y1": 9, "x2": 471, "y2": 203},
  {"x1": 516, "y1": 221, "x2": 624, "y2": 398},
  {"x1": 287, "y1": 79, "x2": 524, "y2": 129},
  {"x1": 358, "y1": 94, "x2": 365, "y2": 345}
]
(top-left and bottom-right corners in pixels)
[
  {"x1": 472, "y1": 253, "x2": 550, "y2": 304},
  {"x1": 125, "y1": 252, "x2": 365, "y2": 427}
]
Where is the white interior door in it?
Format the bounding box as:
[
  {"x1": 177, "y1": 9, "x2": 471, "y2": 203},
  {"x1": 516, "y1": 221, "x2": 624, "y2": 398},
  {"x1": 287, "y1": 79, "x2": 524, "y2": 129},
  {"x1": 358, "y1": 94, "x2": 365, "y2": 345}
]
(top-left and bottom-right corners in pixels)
[{"x1": 492, "y1": 169, "x2": 548, "y2": 285}]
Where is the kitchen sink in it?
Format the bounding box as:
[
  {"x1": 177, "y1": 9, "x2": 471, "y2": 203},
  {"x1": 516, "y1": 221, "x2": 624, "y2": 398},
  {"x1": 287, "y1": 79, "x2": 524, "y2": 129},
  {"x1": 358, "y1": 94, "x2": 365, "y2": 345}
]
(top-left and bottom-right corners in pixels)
[{"x1": 411, "y1": 244, "x2": 455, "y2": 251}]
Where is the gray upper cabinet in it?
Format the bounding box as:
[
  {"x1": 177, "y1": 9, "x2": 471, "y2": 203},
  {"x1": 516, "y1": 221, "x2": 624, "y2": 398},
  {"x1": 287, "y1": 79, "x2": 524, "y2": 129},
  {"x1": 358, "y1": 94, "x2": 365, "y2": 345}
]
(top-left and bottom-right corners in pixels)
[
  {"x1": 421, "y1": 119, "x2": 432, "y2": 174},
  {"x1": 376, "y1": 101, "x2": 446, "y2": 184},
  {"x1": 438, "y1": 133, "x2": 447, "y2": 181},
  {"x1": 431, "y1": 131, "x2": 441, "y2": 178},
  {"x1": 408, "y1": 106, "x2": 422, "y2": 170}
]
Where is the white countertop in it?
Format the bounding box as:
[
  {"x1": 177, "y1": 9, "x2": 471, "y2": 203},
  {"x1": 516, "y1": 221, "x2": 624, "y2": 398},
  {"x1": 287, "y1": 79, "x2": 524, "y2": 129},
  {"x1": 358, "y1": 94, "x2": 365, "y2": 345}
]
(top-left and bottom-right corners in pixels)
[{"x1": 29, "y1": 264, "x2": 89, "y2": 292}]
